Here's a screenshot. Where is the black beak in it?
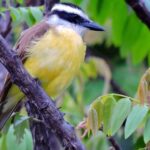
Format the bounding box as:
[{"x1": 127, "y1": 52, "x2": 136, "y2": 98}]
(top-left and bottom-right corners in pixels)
[{"x1": 82, "y1": 21, "x2": 105, "y2": 31}]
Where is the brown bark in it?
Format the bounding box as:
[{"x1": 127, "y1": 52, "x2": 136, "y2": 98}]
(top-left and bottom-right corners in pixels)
[
  {"x1": 126, "y1": 0, "x2": 150, "y2": 29},
  {"x1": 0, "y1": 33, "x2": 85, "y2": 150}
]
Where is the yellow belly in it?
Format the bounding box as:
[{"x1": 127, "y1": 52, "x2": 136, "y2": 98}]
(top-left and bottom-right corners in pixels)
[{"x1": 24, "y1": 27, "x2": 86, "y2": 97}]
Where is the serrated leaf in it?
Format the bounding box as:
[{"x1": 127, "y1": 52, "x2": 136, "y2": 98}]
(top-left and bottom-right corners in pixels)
[
  {"x1": 7, "y1": 126, "x2": 19, "y2": 150},
  {"x1": 111, "y1": 98, "x2": 131, "y2": 135},
  {"x1": 144, "y1": 117, "x2": 150, "y2": 143},
  {"x1": 103, "y1": 96, "x2": 116, "y2": 136},
  {"x1": 5, "y1": 125, "x2": 32, "y2": 150},
  {"x1": 14, "y1": 116, "x2": 30, "y2": 126},
  {"x1": 13, "y1": 115, "x2": 30, "y2": 142},
  {"x1": 125, "y1": 105, "x2": 148, "y2": 139}
]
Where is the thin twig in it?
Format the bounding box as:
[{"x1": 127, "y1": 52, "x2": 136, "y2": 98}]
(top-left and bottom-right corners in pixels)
[{"x1": 108, "y1": 137, "x2": 121, "y2": 150}]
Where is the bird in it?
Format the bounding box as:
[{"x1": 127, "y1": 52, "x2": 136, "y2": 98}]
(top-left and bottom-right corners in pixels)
[{"x1": 0, "y1": 2, "x2": 104, "y2": 129}]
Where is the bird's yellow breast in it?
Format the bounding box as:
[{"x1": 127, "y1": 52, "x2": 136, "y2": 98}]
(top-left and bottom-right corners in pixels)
[{"x1": 24, "y1": 26, "x2": 86, "y2": 97}]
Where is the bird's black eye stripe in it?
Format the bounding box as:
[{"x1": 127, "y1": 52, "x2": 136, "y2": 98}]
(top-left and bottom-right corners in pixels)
[{"x1": 51, "y1": 10, "x2": 88, "y2": 24}]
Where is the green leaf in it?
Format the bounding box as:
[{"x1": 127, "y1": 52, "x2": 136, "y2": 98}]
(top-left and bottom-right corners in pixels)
[
  {"x1": 144, "y1": 117, "x2": 150, "y2": 143},
  {"x1": 86, "y1": 132, "x2": 109, "y2": 150},
  {"x1": 7, "y1": 126, "x2": 20, "y2": 150},
  {"x1": 92, "y1": 100, "x2": 103, "y2": 128},
  {"x1": 103, "y1": 96, "x2": 116, "y2": 136},
  {"x1": 0, "y1": 7, "x2": 9, "y2": 12},
  {"x1": 125, "y1": 105, "x2": 148, "y2": 139},
  {"x1": 131, "y1": 25, "x2": 150, "y2": 64},
  {"x1": 111, "y1": 98, "x2": 131, "y2": 135},
  {"x1": 120, "y1": 13, "x2": 142, "y2": 57},
  {"x1": 10, "y1": 7, "x2": 22, "y2": 24},
  {"x1": 0, "y1": 135, "x2": 7, "y2": 150},
  {"x1": 29, "y1": 7, "x2": 43, "y2": 22},
  {"x1": 19, "y1": 7, "x2": 35, "y2": 26},
  {"x1": 24, "y1": 130, "x2": 33, "y2": 150},
  {"x1": 13, "y1": 115, "x2": 30, "y2": 142},
  {"x1": 16, "y1": 0, "x2": 24, "y2": 5},
  {"x1": 88, "y1": 108, "x2": 98, "y2": 135},
  {"x1": 111, "y1": 0, "x2": 127, "y2": 46},
  {"x1": 97, "y1": 0, "x2": 114, "y2": 24},
  {"x1": 5, "y1": 125, "x2": 33, "y2": 150}
]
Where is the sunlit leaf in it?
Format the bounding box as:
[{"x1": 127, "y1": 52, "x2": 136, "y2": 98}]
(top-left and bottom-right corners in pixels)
[
  {"x1": 125, "y1": 105, "x2": 148, "y2": 139},
  {"x1": 29, "y1": 7, "x2": 43, "y2": 22},
  {"x1": 102, "y1": 96, "x2": 116, "y2": 136},
  {"x1": 86, "y1": 132, "x2": 109, "y2": 150},
  {"x1": 111, "y1": 0, "x2": 128, "y2": 46},
  {"x1": 19, "y1": 7, "x2": 35, "y2": 26},
  {"x1": 16, "y1": 0, "x2": 24, "y2": 5},
  {"x1": 10, "y1": 7, "x2": 22, "y2": 24},
  {"x1": 111, "y1": 98, "x2": 131, "y2": 135},
  {"x1": 120, "y1": 13, "x2": 142, "y2": 57},
  {"x1": 87, "y1": 108, "x2": 98, "y2": 135},
  {"x1": 91, "y1": 100, "x2": 103, "y2": 128},
  {"x1": 144, "y1": 117, "x2": 150, "y2": 144},
  {"x1": 0, "y1": 135, "x2": 7, "y2": 150},
  {"x1": 131, "y1": 25, "x2": 150, "y2": 64},
  {"x1": 97, "y1": 0, "x2": 114, "y2": 24}
]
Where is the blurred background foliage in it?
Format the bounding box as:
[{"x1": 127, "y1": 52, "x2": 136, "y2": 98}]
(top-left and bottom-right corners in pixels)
[{"x1": 0, "y1": 0, "x2": 150, "y2": 149}]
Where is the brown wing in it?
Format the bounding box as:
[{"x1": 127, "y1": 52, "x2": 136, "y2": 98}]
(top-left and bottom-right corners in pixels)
[
  {"x1": 15, "y1": 20, "x2": 50, "y2": 60},
  {"x1": 0, "y1": 21, "x2": 50, "y2": 102}
]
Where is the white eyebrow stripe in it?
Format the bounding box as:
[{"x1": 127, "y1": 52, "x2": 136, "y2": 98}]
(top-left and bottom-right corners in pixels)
[{"x1": 51, "y1": 4, "x2": 88, "y2": 19}]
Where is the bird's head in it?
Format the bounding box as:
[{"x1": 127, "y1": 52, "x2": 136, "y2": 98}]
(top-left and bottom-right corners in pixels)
[{"x1": 47, "y1": 2, "x2": 104, "y2": 36}]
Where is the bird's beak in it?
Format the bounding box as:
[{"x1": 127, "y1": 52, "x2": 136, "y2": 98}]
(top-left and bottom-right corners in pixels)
[{"x1": 82, "y1": 21, "x2": 105, "y2": 31}]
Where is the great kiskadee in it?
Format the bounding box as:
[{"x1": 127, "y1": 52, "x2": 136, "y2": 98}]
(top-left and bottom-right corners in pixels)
[{"x1": 0, "y1": 2, "x2": 104, "y2": 129}]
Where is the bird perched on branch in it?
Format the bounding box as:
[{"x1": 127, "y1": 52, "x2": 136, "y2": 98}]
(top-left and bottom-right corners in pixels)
[{"x1": 0, "y1": 2, "x2": 104, "y2": 129}]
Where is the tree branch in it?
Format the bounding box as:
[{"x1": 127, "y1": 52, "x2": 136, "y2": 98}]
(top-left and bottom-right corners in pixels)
[
  {"x1": 0, "y1": 1, "x2": 85, "y2": 149},
  {"x1": 0, "y1": 34, "x2": 85, "y2": 150},
  {"x1": 126, "y1": 0, "x2": 150, "y2": 29},
  {"x1": 108, "y1": 137, "x2": 121, "y2": 150},
  {"x1": 0, "y1": 0, "x2": 12, "y2": 38},
  {"x1": 25, "y1": 100, "x2": 61, "y2": 150}
]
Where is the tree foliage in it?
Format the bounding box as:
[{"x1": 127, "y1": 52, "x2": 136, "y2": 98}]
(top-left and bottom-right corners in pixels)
[{"x1": 0, "y1": 0, "x2": 150, "y2": 150}]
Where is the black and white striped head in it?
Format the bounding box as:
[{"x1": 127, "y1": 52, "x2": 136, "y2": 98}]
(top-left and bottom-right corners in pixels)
[{"x1": 47, "y1": 3, "x2": 104, "y2": 36}]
